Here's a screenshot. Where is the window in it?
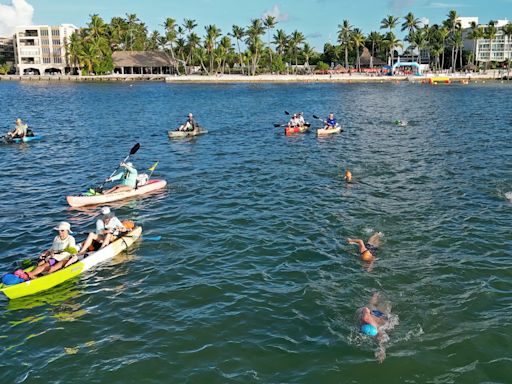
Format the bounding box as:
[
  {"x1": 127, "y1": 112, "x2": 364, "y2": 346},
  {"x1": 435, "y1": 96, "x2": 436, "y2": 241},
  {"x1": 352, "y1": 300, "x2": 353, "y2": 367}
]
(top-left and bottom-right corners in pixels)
[
  {"x1": 51, "y1": 29, "x2": 60, "y2": 37},
  {"x1": 41, "y1": 29, "x2": 48, "y2": 37},
  {"x1": 43, "y1": 57, "x2": 51, "y2": 63},
  {"x1": 42, "y1": 47, "x2": 50, "y2": 54},
  {"x1": 53, "y1": 48, "x2": 61, "y2": 55},
  {"x1": 53, "y1": 57, "x2": 62, "y2": 63},
  {"x1": 52, "y1": 39, "x2": 61, "y2": 46}
]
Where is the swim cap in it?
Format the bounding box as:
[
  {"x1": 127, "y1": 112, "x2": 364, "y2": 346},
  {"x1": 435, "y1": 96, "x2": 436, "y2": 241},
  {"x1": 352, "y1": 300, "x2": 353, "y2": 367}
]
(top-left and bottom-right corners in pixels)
[
  {"x1": 361, "y1": 324, "x2": 378, "y2": 337},
  {"x1": 361, "y1": 250, "x2": 373, "y2": 262}
]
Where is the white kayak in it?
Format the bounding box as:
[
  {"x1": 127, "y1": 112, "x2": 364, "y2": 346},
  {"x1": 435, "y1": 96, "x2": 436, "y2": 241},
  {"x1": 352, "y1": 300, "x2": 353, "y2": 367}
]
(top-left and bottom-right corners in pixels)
[
  {"x1": 317, "y1": 125, "x2": 342, "y2": 136},
  {"x1": 66, "y1": 179, "x2": 167, "y2": 207},
  {"x1": 168, "y1": 128, "x2": 208, "y2": 139}
]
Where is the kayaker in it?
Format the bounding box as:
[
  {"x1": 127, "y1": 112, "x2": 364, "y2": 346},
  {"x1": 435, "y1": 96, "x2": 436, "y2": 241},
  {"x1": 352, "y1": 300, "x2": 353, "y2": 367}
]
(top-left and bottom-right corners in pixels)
[
  {"x1": 288, "y1": 114, "x2": 300, "y2": 127},
  {"x1": 27, "y1": 222, "x2": 77, "y2": 279},
  {"x1": 179, "y1": 113, "x2": 199, "y2": 132},
  {"x1": 77, "y1": 207, "x2": 127, "y2": 255},
  {"x1": 103, "y1": 162, "x2": 138, "y2": 195},
  {"x1": 6, "y1": 118, "x2": 28, "y2": 139},
  {"x1": 347, "y1": 232, "x2": 383, "y2": 262},
  {"x1": 325, "y1": 113, "x2": 337, "y2": 129},
  {"x1": 298, "y1": 112, "x2": 306, "y2": 126}
]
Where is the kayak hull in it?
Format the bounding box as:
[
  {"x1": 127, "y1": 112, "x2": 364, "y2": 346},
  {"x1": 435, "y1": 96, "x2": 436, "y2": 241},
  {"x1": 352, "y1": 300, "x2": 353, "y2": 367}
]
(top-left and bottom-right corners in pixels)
[
  {"x1": 285, "y1": 126, "x2": 310, "y2": 135},
  {"x1": 66, "y1": 179, "x2": 167, "y2": 207},
  {"x1": 0, "y1": 227, "x2": 142, "y2": 300},
  {"x1": 168, "y1": 129, "x2": 208, "y2": 139},
  {"x1": 317, "y1": 126, "x2": 342, "y2": 136},
  {"x1": 4, "y1": 135, "x2": 44, "y2": 143}
]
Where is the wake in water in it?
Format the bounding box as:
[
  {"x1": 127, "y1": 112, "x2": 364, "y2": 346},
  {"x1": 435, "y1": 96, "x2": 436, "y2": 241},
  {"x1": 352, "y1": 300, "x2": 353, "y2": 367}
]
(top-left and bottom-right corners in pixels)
[{"x1": 505, "y1": 192, "x2": 512, "y2": 202}]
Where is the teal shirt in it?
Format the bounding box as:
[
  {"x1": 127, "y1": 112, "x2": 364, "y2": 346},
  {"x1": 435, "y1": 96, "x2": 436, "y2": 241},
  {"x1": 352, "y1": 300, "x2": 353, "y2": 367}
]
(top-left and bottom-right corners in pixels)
[{"x1": 110, "y1": 164, "x2": 138, "y2": 188}]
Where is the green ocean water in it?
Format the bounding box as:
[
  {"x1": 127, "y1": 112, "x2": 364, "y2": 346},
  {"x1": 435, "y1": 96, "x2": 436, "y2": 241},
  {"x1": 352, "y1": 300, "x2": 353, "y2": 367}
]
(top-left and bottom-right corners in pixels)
[{"x1": 0, "y1": 81, "x2": 511, "y2": 383}]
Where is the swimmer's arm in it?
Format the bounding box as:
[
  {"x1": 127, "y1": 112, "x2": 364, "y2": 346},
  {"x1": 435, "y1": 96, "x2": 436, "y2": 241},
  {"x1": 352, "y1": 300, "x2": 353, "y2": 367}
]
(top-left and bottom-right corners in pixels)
[{"x1": 347, "y1": 239, "x2": 367, "y2": 253}]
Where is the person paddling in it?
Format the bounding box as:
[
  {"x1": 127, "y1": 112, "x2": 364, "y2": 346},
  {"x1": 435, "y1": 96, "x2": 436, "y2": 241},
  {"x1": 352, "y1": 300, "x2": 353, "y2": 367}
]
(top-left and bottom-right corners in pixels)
[
  {"x1": 325, "y1": 113, "x2": 337, "y2": 129},
  {"x1": 27, "y1": 222, "x2": 77, "y2": 279},
  {"x1": 179, "y1": 113, "x2": 199, "y2": 132},
  {"x1": 6, "y1": 118, "x2": 29, "y2": 139},
  {"x1": 103, "y1": 162, "x2": 138, "y2": 194},
  {"x1": 77, "y1": 207, "x2": 127, "y2": 255}
]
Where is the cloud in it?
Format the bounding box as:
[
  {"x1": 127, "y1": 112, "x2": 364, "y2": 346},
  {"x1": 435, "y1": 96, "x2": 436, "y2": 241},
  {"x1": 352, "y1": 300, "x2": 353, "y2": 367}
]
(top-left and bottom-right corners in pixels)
[
  {"x1": 418, "y1": 17, "x2": 430, "y2": 27},
  {"x1": 262, "y1": 4, "x2": 289, "y2": 22},
  {"x1": 0, "y1": 0, "x2": 34, "y2": 36},
  {"x1": 425, "y1": 1, "x2": 466, "y2": 8},
  {"x1": 387, "y1": 0, "x2": 416, "y2": 12}
]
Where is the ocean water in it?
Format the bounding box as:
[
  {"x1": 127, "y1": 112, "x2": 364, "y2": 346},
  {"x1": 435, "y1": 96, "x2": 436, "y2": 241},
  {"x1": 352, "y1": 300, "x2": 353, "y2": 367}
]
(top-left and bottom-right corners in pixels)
[{"x1": 0, "y1": 80, "x2": 511, "y2": 383}]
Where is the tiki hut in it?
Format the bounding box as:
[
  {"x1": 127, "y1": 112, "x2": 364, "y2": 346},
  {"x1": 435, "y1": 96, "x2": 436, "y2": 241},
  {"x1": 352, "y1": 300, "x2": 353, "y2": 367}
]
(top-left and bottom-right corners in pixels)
[
  {"x1": 358, "y1": 47, "x2": 386, "y2": 68},
  {"x1": 112, "y1": 51, "x2": 178, "y2": 75}
]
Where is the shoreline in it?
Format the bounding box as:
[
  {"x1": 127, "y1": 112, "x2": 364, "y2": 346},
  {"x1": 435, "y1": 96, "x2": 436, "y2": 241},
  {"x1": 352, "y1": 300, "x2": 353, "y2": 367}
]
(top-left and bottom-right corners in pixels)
[{"x1": 0, "y1": 72, "x2": 509, "y2": 84}]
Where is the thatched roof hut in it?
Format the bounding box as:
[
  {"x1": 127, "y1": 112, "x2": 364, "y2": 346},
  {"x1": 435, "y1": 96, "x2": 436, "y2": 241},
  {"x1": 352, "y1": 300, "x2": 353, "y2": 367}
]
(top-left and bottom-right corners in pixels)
[
  {"x1": 358, "y1": 47, "x2": 386, "y2": 67},
  {"x1": 112, "y1": 51, "x2": 178, "y2": 75}
]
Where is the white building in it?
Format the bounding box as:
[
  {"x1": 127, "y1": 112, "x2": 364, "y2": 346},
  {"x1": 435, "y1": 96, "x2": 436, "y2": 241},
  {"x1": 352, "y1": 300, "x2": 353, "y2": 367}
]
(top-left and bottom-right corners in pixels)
[
  {"x1": 13, "y1": 24, "x2": 77, "y2": 75},
  {"x1": 460, "y1": 17, "x2": 512, "y2": 63}
]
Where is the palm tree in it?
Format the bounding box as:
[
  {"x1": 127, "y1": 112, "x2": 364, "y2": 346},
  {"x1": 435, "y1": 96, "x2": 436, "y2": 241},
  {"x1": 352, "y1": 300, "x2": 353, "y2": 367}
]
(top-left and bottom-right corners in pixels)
[
  {"x1": 88, "y1": 14, "x2": 106, "y2": 40},
  {"x1": 302, "y1": 43, "x2": 315, "y2": 73},
  {"x1": 230, "y1": 25, "x2": 245, "y2": 74},
  {"x1": 468, "y1": 21, "x2": 482, "y2": 66},
  {"x1": 204, "y1": 24, "x2": 221, "y2": 74},
  {"x1": 273, "y1": 29, "x2": 288, "y2": 58},
  {"x1": 502, "y1": 23, "x2": 512, "y2": 79},
  {"x1": 367, "y1": 31, "x2": 382, "y2": 68},
  {"x1": 383, "y1": 32, "x2": 402, "y2": 65},
  {"x1": 109, "y1": 17, "x2": 126, "y2": 50},
  {"x1": 381, "y1": 15, "x2": 399, "y2": 33},
  {"x1": 337, "y1": 19, "x2": 353, "y2": 69},
  {"x1": 163, "y1": 18, "x2": 178, "y2": 65},
  {"x1": 444, "y1": 9, "x2": 460, "y2": 72},
  {"x1": 217, "y1": 35, "x2": 233, "y2": 73},
  {"x1": 453, "y1": 27, "x2": 463, "y2": 70},
  {"x1": 187, "y1": 32, "x2": 201, "y2": 73},
  {"x1": 288, "y1": 30, "x2": 305, "y2": 73},
  {"x1": 263, "y1": 15, "x2": 277, "y2": 67},
  {"x1": 401, "y1": 12, "x2": 420, "y2": 34},
  {"x1": 485, "y1": 21, "x2": 498, "y2": 70},
  {"x1": 125, "y1": 13, "x2": 140, "y2": 50},
  {"x1": 436, "y1": 26, "x2": 449, "y2": 69},
  {"x1": 351, "y1": 28, "x2": 366, "y2": 71},
  {"x1": 245, "y1": 19, "x2": 265, "y2": 75},
  {"x1": 68, "y1": 32, "x2": 83, "y2": 73}
]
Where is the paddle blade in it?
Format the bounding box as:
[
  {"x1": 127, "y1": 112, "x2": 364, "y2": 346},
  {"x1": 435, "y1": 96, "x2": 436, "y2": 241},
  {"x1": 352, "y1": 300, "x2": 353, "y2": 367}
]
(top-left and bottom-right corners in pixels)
[
  {"x1": 284, "y1": 111, "x2": 290, "y2": 115},
  {"x1": 273, "y1": 123, "x2": 282, "y2": 127},
  {"x1": 312, "y1": 115, "x2": 320, "y2": 120},
  {"x1": 143, "y1": 236, "x2": 161, "y2": 241},
  {"x1": 130, "y1": 143, "x2": 141, "y2": 155}
]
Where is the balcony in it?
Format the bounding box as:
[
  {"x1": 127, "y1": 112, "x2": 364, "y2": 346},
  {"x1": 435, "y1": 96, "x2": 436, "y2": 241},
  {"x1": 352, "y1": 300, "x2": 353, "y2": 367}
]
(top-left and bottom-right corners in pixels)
[
  {"x1": 19, "y1": 30, "x2": 38, "y2": 37},
  {"x1": 21, "y1": 58, "x2": 41, "y2": 64}
]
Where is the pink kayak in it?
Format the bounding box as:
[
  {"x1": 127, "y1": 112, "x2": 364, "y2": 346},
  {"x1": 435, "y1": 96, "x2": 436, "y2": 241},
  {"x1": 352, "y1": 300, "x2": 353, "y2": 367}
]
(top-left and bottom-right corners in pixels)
[{"x1": 66, "y1": 179, "x2": 167, "y2": 207}]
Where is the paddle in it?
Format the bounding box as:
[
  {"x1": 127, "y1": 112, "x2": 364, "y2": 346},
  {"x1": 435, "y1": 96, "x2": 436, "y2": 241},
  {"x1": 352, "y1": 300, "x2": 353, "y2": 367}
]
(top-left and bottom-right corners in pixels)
[{"x1": 98, "y1": 143, "x2": 140, "y2": 190}]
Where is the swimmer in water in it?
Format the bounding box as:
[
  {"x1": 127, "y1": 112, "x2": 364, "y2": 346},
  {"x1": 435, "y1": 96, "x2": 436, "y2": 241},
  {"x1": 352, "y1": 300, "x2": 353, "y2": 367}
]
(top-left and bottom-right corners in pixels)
[
  {"x1": 394, "y1": 119, "x2": 408, "y2": 127},
  {"x1": 347, "y1": 232, "x2": 383, "y2": 262},
  {"x1": 344, "y1": 169, "x2": 352, "y2": 182},
  {"x1": 359, "y1": 292, "x2": 393, "y2": 363}
]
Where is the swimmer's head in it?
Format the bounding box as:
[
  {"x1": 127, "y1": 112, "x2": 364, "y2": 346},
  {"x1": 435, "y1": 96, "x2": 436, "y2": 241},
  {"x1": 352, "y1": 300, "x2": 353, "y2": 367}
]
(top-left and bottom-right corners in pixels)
[
  {"x1": 361, "y1": 250, "x2": 374, "y2": 262},
  {"x1": 360, "y1": 324, "x2": 378, "y2": 337},
  {"x1": 344, "y1": 169, "x2": 352, "y2": 182}
]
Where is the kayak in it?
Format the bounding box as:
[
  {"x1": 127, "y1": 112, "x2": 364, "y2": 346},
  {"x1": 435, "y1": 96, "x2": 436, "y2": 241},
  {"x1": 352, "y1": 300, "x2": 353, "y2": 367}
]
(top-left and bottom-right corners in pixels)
[
  {"x1": 66, "y1": 179, "x2": 167, "y2": 207},
  {"x1": 168, "y1": 128, "x2": 208, "y2": 139},
  {"x1": 0, "y1": 226, "x2": 142, "y2": 300},
  {"x1": 3, "y1": 135, "x2": 44, "y2": 143},
  {"x1": 285, "y1": 124, "x2": 310, "y2": 135},
  {"x1": 317, "y1": 125, "x2": 342, "y2": 136}
]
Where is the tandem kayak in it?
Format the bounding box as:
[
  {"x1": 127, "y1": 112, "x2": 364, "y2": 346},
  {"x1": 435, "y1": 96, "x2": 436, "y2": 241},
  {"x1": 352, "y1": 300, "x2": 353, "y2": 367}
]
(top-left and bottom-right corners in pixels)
[
  {"x1": 317, "y1": 125, "x2": 342, "y2": 136},
  {"x1": 66, "y1": 179, "x2": 167, "y2": 207},
  {"x1": 285, "y1": 124, "x2": 310, "y2": 136},
  {"x1": 3, "y1": 135, "x2": 44, "y2": 144},
  {"x1": 0, "y1": 226, "x2": 142, "y2": 300},
  {"x1": 168, "y1": 128, "x2": 208, "y2": 139}
]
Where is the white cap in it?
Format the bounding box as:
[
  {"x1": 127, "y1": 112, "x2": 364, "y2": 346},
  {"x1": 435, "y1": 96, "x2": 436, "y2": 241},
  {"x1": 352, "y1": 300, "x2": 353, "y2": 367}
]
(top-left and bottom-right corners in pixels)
[
  {"x1": 54, "y1": 221, "x2": 73, "y2": 233},
  {"x1": 101, "y1": 207, "x2": 111, "y2": 215}
]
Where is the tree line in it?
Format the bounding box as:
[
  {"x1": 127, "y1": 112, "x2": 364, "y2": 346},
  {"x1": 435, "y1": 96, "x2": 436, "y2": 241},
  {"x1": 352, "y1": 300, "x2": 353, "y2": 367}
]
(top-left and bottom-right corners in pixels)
[{"x1": 66, "y1": 10, "x2": 512, "y2": 75}]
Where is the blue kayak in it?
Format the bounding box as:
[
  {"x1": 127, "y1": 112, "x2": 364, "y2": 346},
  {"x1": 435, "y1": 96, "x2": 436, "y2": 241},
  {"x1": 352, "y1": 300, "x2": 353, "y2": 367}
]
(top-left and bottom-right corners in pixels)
[{"x1": 4, "y1": 135, "x2": 44, "y2": 143}]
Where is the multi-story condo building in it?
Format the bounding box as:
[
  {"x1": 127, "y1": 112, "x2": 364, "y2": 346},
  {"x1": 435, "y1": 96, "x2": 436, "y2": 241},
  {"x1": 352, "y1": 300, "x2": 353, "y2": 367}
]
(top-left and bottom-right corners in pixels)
[
  {"x1": 460, "y1": 17, "x2": 512, "y2": 63},
  {"x1": 13, "y1": 24, "x2": 77, "y2": 75},
  {"x1": 0, "y1": 37, "x2": 15, "y2": 67}
]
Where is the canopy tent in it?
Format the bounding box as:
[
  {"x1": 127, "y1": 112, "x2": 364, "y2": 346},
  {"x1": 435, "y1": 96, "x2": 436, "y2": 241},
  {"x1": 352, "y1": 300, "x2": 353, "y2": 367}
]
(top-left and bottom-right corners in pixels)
[{"x1": 391, "y1": 61, "x2": 422, "y2": 75}]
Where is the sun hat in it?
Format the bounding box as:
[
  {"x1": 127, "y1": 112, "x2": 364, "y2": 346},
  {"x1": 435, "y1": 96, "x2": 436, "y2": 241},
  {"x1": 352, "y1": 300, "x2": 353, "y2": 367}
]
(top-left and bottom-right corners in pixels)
[
  {"x1": 54, "y1": 221, "x2": 73, "y2": 233},
  {"x1": 101, "y1": 206, "x2": 113, "y2": 220}
]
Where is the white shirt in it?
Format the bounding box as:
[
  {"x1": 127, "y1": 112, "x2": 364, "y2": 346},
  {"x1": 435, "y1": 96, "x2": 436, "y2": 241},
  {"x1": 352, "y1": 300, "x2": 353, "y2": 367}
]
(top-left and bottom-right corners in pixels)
[
  {"x1": 96, "y1": 217, "x2": 125, "y2": 234},
  {"x1": 50, "y1": 235, "x2": 76, "y2": 261}
]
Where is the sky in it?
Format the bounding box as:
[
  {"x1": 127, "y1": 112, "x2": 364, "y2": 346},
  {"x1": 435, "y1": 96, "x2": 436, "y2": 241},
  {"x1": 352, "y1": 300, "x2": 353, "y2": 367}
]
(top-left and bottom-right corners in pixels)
[{"x1": 1, "y1": 0, "x2": 511, "y2": 49}]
